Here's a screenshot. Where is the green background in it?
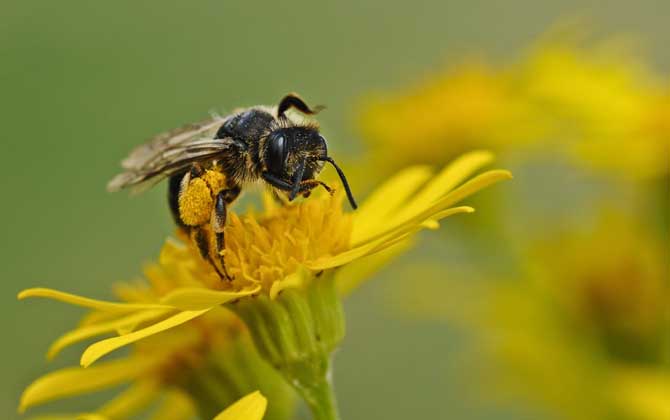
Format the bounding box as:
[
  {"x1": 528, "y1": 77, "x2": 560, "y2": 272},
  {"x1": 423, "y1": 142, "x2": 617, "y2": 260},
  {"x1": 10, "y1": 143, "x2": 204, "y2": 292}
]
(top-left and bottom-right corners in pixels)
[{"x1": 2, "y1": 1, "x2": 667, "y2": 418}]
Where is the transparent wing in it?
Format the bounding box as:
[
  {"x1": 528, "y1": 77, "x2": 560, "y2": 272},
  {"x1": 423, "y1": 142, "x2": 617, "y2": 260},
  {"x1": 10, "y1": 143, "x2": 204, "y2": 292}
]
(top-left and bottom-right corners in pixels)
[
  {"x1": 121, "y1": 116, "x2": 226, "y2": 170},
  {"x1": 107, "y1": 116, "x2": 236, "y2": 193}
]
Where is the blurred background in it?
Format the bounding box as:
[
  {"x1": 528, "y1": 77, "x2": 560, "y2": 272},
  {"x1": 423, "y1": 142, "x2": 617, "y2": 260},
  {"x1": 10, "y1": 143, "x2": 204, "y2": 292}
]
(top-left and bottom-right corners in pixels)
[{"x1": 2, "y1": 1, "x2": 668, "y2": 419}]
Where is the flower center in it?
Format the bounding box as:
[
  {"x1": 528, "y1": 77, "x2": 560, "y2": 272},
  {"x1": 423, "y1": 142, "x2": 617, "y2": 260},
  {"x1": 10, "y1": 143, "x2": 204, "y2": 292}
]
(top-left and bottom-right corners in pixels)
[
  {"x1": 164, "y1": 193, "x2": 352, "y2": 295},
  {"x1": 224, "y1": 194, "x2": 352, "y2": 293}
]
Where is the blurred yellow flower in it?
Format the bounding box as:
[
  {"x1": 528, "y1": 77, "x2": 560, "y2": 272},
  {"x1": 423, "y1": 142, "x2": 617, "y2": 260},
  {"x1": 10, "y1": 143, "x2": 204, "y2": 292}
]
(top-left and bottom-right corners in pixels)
[
  {"x1": 521, "y1": 41, "x2": 670, "y2": 179},
  {"x1": 398, "y1": 214, "x2": 670, "y2": 420},
  {"x1": 490, "y1": 216, "x2": 670, "y2": 420},
  {"x1": 359, "y1": 63, "x2": 539, "y2": 174},
  {"x1": 359, "y1": 36, "x2": 669, "y2": 179}
]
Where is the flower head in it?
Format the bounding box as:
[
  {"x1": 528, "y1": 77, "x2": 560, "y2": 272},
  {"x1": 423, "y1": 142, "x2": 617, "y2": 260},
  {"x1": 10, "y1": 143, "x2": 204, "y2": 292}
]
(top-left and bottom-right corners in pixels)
[
  {"x1": 520, "y1": 39, "x2": 670, "y2": 179},
  {"x1": 524, "y1": 214, "x2": 669, "y2": 365},
  {"x1": 19, "y1": 258, "x2": 294, "y2": 420},
  {"x1": 19, "y1": 152, "x2": 510, "y2": 419},
  {"x1": 492, "y1": 215, "x2": 670, "y2": 420},
  {"x1": 358, "y1": 34, "x2": 670, "y2": 179},
  {"x1": 358, "y1": 63, "x2": 538, "y2": 174},
  {"x1": 20, "y1": 151, "x2": 510, "y2": 366},
  {"x1": 401, "y1": 213, "x2": 670, "y2": 420}
]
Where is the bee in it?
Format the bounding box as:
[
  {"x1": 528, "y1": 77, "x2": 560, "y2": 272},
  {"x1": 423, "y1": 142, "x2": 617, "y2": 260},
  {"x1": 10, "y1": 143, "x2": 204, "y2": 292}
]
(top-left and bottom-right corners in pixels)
[{"x1": 108, "y1": 93, "x2": 357, "y2": 280}]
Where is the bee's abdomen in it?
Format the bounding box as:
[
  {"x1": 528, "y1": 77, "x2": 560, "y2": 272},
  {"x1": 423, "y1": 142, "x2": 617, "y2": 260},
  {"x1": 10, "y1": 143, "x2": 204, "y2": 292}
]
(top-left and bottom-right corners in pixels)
[{"x1": 168, "y1": 173, "x2": 187, "y2": 229}]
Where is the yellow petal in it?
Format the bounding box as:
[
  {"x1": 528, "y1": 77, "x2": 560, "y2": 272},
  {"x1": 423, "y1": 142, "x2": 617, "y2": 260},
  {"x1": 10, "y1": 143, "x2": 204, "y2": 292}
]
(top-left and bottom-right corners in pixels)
[
  {"x1": 424, "y1": 150, "x2": 495, "y2": 193},
  {"x1": 431, "y1": 169, "x2": 512, "y2": 211},
  {"x1": 306, "y1": 233, "x2": 409, "y2": 271},
  {"x1": 307, "y1": 227, "x2": 416, "y2": 271},
  {"x1": 97, "y1": 380, "x2": 160, "y2": 419},
  {"x1": 47, "y1": 309, "x2": 172, "y2": 360},
  {"x1": 352, "y1": 169, "x2": 510, "y2": 248},
  {"x1": 213, "y1": 391, "x2": 267, "y2": 420},
  {"x1": 309, "y1": 206, "x2": 474, "y2": 271},
  {"x1": 396, "y1": 150, "x2": 494, "y2": 219},
  {"x1": 18, "y1": 288, "x2": 169, "y2": 312},
  {"x1": 159, "y1": 286, "x2": 260, "y2": 310},
  {"x1": 352, "y1": 165, "x2": 433, "y2": 242},
  {"x1": 19, "y1": 356, "x2": 159, "y2": 413},
  {"x1": 81, "y1": 309, "x2": 210, "y2": 367},
  {"x1": 429, "y1": 206, "x2": 476, "y2": 222},
  {"x1": 353, "y1": 152, "x2": 495, "y2": 243},
  {"x1": 354, "y1": 204, "x2": 475, "y2": 251},
  {"x1": 149, "y1": 390, "x2": 196, "y2": 420}
]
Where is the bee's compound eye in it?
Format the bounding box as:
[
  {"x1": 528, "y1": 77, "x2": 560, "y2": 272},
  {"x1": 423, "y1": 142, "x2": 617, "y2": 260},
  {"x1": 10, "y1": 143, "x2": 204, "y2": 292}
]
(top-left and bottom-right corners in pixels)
[
  {"x1": 268, "y1": 133, "x2": 287, "y2": 174},
  {"x1": 316, "y1": 134, "x2": 328, "y2": 158}
]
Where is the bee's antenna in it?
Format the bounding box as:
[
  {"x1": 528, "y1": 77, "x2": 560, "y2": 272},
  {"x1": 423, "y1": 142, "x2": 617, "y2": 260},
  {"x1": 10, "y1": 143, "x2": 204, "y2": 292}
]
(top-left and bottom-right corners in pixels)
[
  {"x1": 319, "y1": 157, "x2": 358, "y2": 209},
  {"x1": 278, "y1": 93, "x2": 325, "y2": 119}
]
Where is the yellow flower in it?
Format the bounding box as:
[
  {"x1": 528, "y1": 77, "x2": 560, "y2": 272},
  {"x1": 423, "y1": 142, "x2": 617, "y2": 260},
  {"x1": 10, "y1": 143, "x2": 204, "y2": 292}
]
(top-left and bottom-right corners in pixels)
[
  {"x1": 19, "y1": 261, "x2": 294, "y2": 420},
  {"x1": 397, "y1": 213, "x2": 670, "y2": 420},
  {"x1": 499, "y1": 216, "x2": 670, "y2": 420},
  {"x1": 358, "y1": 34, "x2": 670, "y2": 179},
  {"x1": 20, "y1": 151, "x2": 510, "y2": 419},
  {"x1": 358, "y1": 63, "x2": 539, "y2": 176},
  {"x1": 520, "y1": 40, "x2": 670, "y2": 179},
  {"x1": 20, "y1": 151, "x2": 510, "y2": 366}
]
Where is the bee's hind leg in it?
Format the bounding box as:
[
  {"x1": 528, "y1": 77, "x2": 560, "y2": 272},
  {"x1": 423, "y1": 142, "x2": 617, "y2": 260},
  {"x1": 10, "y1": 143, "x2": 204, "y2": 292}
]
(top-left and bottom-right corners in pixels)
[
  {"x1": 211, "y1": 185, "x2": 241, "y2": 281},
  {"x1": 172, "y1": 163, "x2": 232, "y2": 281},
  {"x1": 190, "y1": 227, "x2": 228, "y2": 280}
]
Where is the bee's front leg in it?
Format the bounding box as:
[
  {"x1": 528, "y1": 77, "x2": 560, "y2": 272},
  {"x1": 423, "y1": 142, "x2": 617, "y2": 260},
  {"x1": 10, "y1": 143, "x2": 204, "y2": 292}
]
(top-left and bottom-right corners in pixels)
[
  {"x1": 211, "y1": 185, "x2": 241, "y2": 281},
  {"x1": 299, "y1": 179, "x2": 334, "y2": 195}
]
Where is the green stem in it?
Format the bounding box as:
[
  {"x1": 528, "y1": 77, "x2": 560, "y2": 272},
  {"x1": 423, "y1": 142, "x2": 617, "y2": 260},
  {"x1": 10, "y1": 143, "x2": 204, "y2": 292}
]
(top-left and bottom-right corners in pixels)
[{"x1": 295, "y1": 367, "x2": 339, "y2": 420}]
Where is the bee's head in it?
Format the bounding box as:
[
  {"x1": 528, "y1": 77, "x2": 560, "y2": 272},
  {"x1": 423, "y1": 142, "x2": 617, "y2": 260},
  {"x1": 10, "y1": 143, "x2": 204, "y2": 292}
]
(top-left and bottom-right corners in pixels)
[
  {"x1": 264, "y1": 126, "x2": 357, "y2": 209},
  {"x1": 265, "y1": 126, "x2": 327, "y2": 181},
  {"x1": 261, "y1": 93, "x2": 357, "y2": 209}
]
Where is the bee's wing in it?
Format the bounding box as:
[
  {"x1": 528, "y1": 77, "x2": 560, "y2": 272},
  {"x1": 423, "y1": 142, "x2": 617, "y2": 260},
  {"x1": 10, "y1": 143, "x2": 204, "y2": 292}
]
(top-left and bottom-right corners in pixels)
[
  {"x1": 108, "y1": 116, "x2": 237, "y2": 193},
  {"x1": 120, "y1": 116, "x2": 225, "y2": 170}
]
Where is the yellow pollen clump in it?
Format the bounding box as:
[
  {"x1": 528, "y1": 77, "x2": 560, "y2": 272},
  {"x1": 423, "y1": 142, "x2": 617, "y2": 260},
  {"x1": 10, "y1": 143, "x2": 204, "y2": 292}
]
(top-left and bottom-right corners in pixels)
[
  {"x1": 201, "y1": 169, "x2": 228, "y2": 194},
  {"x1": 178, "y1": 178, "x2": 214, "y2": 226}
]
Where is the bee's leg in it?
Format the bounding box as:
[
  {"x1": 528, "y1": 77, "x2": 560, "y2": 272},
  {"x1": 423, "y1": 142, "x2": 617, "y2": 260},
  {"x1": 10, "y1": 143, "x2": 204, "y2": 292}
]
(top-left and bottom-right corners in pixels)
[
  {"x1": 190, "y1": 162, "x2": 205, "y2": 178},
  {"x1": 261, "y1": 172, "x2": 293, "y2": 191},
  {"x1": 190, "y1": 226, "x2": 227, "y2": 280},
  {"x1": 211, "y1": 185, "x2": 241, "y2": 281},
  {"x1": 299, "y1": 179, "x2": 334, "y2": 195},
  {"x1": 174, "y1": 163, "x2": 228, "y2": 279}
]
